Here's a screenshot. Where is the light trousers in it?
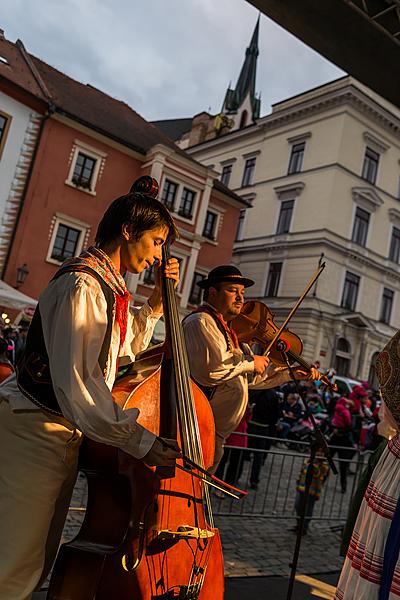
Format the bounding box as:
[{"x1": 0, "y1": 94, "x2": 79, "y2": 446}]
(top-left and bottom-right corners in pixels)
[{"x1": 0, "y1": 399, "x2": 82, "y2": 600}]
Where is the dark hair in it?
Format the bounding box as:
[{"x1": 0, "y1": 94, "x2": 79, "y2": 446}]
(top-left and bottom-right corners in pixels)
[
  {"x1": 203, "y1": 284, "x2": 220, "y2": 302},
  {"x1": 95, "y1": 192, "x2": 178, "y2": 247}
]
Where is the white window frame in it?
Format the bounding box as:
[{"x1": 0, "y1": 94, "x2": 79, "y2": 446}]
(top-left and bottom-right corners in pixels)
[
  {"x1": 46, "y1": 213, "x2": 89, "y2": 265},
  {"x1": 65, "y1": 140, "x2": 107, "y2": 196},
  {"x1": 159, "y1": 174, "x2": 200, "y2": 225},
  {"x1": 139, "y1": 253, "x2": 187, "y2": 294}
]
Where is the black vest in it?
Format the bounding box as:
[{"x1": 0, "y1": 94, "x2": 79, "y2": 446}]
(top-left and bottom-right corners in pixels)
[{"x1": 16, "y1": 266, "x2": 115, "y2": 416}]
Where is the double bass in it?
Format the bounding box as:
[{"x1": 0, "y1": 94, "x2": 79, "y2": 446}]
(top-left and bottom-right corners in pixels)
[{"x1": 47, "y1": 177, "x2": 224, "y2": 599}]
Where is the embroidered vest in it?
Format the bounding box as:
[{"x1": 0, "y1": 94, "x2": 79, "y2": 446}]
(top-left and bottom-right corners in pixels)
[{"x1": 16, "y1": 266, "x2": 115, "y2": 416}]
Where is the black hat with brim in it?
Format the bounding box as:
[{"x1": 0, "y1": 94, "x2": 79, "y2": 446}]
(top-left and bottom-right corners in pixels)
[{"x1": 197, "y1": 265, "x2": 254, "y2": 289}]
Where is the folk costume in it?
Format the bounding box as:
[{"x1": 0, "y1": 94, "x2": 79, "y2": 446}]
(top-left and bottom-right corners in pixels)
[
  {"x1": 0, "y1": 246, "x2": 161, "y2": 600},
  {"x1": 335, "y1": 330, "x2": 400, "y2": 600},
  {"x1": 182, "y1": 266, "x2": 294, "y2": 472}
]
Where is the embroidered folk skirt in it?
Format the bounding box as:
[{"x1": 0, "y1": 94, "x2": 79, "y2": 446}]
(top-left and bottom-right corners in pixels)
[{"x1": 335, "y1": 435, "x2": 400, "y2": 599}]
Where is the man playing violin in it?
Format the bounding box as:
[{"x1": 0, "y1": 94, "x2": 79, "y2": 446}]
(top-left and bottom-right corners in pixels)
[
  {"x1": 182, "y1": 265, "x2": 321, "y2": 472},
  {"x1": 0, "y1": 188, "x2": 181, "y2": 600}
]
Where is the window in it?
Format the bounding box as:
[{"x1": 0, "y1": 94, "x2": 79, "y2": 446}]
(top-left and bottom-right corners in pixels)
[
  {"x1": 189, "y1": 272, "x2": 206, "y2": 305},
  {"x1": 335, "y1": 338, "x2": 351, "y2": 377},
  {"x1": 221, "y1": 164, "x2": 233, "y2": 186},
  {"x1": 161, "y1": 179, "x2": 178, "y2": 211},
  {"x1": 265, "y1": 262, "x2": 282, "y2": 298},
  {"x1": 362, "y1": 147, "x2": 379, "y2": 184},
  {"x1": 72, "y1": 152, "x2": 96, "y2": 190},
  {"x1": 178, "y1": 187, "x2": 196, "y2": 219},
  {"x1": 380, "y1": 288, "x2": 394, "y2": 324},
  {"x1": 236, "y1": 209, "x2": 246, "y2": 241},
  {"x1": 341, "y1": 271, "x2": 360, "y2": 312},
  {"x1": 66, "y1": 141, "x2": 105, "y2": 195},
  {"x1": 143, "y1": 264, "x2": 156, "y2": 285},
  {"x1": 287, "y1": 142, "x2": 305, "y2": 175},
  {"x1": 203, "y1": 211, "x2": 218, "y2": 240},
  {"x1": 389, "y1": 227, "x2": 400, "y2": 263},
  {"x1": 351, "y1": 207, "x2": 370, "y2": 247},
  {"x1": 50, "y1": 224, "x2": 81, "y2": 262},
  {"x1": 0, "y1": 112, "x2": 11, "y2": 159},
  {"x1": 241, "y1": 157, "x2": 256, "y2": 187},
  {"x1": 276, "y1": 200, "x2": 294, "y2": 234}
]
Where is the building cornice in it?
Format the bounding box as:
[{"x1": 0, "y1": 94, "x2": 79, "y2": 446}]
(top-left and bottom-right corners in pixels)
[{"x1": 351, "y1": 187, "x2": 384, "y2": 212}]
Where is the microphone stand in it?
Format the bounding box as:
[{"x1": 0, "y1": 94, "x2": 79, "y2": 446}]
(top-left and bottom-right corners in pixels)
[{"x1": 278, "y1": 347, "x2": 337, "y2": 600}]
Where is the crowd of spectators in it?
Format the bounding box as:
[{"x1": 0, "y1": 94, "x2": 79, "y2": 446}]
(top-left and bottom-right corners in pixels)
[
  {"x1": 0, "y1": 322, "x2": 29, "y2": 383},
  {"x1": 216, "y1": 363, "x2": 381, "y2": 497}
]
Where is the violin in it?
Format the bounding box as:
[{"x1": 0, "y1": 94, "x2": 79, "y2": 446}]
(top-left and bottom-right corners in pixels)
[{"x1": 231, "y1": 300, "x2": 337, "y2": 392}]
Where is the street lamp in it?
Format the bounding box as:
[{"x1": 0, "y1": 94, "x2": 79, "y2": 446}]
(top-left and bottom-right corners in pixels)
[{"x1": 15, "y1": 263, "x2": 29, "y2": 289}]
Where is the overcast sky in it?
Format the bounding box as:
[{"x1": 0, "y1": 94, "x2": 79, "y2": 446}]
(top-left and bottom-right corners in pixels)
[{"x1": 1, "y1": 0, "x2": 344, "y2": 122}]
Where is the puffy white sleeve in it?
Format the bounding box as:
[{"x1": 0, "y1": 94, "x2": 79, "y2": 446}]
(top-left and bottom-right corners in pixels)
[
  {"x1": 182, "y1": 313, "x2": 255, "y2": 386},
  {"x1": 40, "y1": 274, "x2": 156, "y2": 459}
]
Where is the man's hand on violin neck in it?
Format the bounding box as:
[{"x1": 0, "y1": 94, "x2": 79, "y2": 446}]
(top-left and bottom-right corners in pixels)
[
  {"x1": 143, "y1": 437, "x2": 181, "y2": 467},
  {"x1": 253, "y1": 355, "x2": 270, "y2": 375},
  {"x1": 292, "y1": 366, "x2": 322, "y2": 381}
]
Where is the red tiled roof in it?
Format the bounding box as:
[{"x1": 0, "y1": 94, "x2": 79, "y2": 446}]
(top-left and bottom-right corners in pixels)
[
  {"x1": 31, "y1": 56, "x2": 181, "y2": 155},
  {"x1": 0, "y1": 37, "x2": 46, "y2": 100}
]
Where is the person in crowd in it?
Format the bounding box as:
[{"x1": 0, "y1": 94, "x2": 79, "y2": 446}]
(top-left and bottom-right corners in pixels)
[
  {"x1": 278, "y1": 392, "x2": 304, "y2": 439},
  {"x1": 348, "y1": 384, "x2": 369, "y2": 443},
  {"x1": 247, "y1": 387, "x2": 281, "y2": 490},
  {"x1": 329, "y1": 397, "x2": 356, "y2": 493},
  {"x1": 15, "y1": 322, "x2": 29, "y2": 364},
  {"x1": 0, "y1": 188, "x2": 181, "y2": 599},
  {"x1": 182, "y1": 265, "x2": 322, "y2": 472},
  {"x1": 215, "y1": 403, "x2": 252, "y2": 488},
  {"x1": 292, "y1": 451, "x2": 329, "y2": 535},
  {"x1": 0, "y1": 336, "x2": 14, "y2": 383},
  {"x1": 335, "y1": 330, "x2": 400, "y2": 599}
]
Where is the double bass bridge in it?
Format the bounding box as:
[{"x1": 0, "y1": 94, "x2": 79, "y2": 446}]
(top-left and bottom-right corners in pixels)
[{"x1": 156, "y1": 525, "x2": 215, "y2": 541}]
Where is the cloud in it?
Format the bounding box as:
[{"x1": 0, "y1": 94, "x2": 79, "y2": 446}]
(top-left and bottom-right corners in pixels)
[{"x1": 0, "y1": 0, "x2": 343, "y2": 120}]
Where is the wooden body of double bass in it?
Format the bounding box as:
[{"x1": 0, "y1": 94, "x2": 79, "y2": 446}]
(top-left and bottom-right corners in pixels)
[{"x1": 47, "y1": 351, "x2": 224, "y2": 599}]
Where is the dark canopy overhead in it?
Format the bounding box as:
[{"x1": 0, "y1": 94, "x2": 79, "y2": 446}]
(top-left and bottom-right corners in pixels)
[{"x1": 247, "y1": 0, "x2": 400, "y2": 108}]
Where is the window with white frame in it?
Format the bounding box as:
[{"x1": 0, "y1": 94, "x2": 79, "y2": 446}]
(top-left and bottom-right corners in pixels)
[
  {"x1": 351, "y1": 206, "x2": 370, "y2": 247},
  {"x1": 389, "y1": 226, "x2": 400, "y2": 263},
  {"x1": 66, "y1": 141, "x2": 105, "y2": 194},
  {"x1": 276, "y1": 200, "x2": 295, "y2": 235},
  {"x1": 361, "y1": 147, "x2": 379, "y2": 185},
  {"x1": 265, "y1": 262, "x2": 282, "y2": 297},
  {"x1": 203, "y1": 211, "x2": 218, "y2": 240},
  {"x1": 178, "y1": 187, "x2": 196, "y2": 219},
  {"x1": 221, "y1": 164, "x2": 233, "y2": 186},
  {"x1": 241, "y1": 157, "x2": 256, "y2": 187},
  {"x1": 188, "y1": 272, "x2": 206, "y2": 305},
  {"x1": 236, "y1": 209, "x2": 246, "y2": 241},
  {"x1": 341, "y1": 271, "x2": 360, "y2": 312},
  {"x1": 287, "y1": 142, "x2": 305, "y2": 175},
  {"x1": 0, "y1": 111, "x2": 11, "y2": 160},
  {"x1": 380, "y1": 287, "x2": 394, "y2": 324},
  {"x1": 161, "y1": 179, "x2": 178, "y2": 211},
  {"x1": 47, "y1": 215, "x2": 87, "y2": 264}
]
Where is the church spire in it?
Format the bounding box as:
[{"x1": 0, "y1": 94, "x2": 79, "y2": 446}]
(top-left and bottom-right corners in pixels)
[{"x1": 222, "y1": 16, "x2": 261, "y2": 124}]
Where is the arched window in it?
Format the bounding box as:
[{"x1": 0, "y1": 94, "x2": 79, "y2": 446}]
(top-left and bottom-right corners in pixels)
[
  {"x1": 239, "y1": 110, "x2": 248, "y2": 129},
  {"x1": 335, "y1": 337, "x2": 351, "y2": 376},
  {"x1": 368, "y1": 351, "x2": 380, "y2": 390}
]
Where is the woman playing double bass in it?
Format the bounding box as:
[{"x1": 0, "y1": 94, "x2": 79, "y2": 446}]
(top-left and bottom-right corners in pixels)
[{"x1": 0, "y1": 187, "x2": 180, "y2": 599}]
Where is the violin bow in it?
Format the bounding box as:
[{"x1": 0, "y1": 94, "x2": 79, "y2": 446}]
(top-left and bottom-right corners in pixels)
[{"x1": 263, "y1": 263, "x2": 326, "y2": 359}]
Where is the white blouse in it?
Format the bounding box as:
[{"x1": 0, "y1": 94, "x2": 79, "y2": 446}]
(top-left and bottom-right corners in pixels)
[{"x1": 0, "y1": 272, "x2": 162, "y2": 459}]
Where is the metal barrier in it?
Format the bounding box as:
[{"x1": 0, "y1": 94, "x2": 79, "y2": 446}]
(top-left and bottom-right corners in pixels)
[
  {"x1": 211, "y1": 433, "x2": 371, "y2": 522},
  {"x1": 66, "y1": 434, "x2": 372, "y2": 530}
]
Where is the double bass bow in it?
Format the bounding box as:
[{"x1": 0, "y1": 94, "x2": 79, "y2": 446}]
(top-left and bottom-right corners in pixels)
[{"x1": 47, "y1": 176, "x2": 226, "y2": 600}]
